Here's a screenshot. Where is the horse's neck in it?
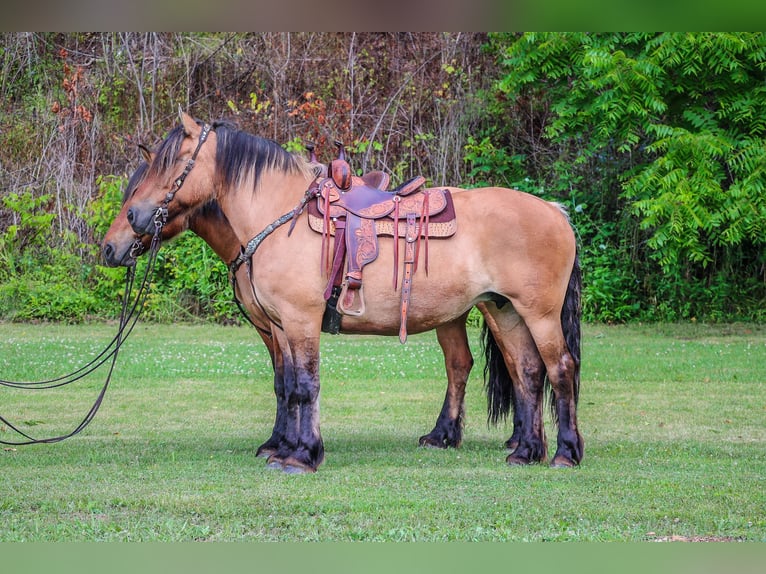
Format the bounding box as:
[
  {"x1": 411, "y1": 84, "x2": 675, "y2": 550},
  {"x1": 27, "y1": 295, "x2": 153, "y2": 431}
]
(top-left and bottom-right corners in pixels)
[
  {"x1": 189, "y1": 210, "x2": 240, "y2": 263},
  {"x1": 220, "y1": 171, "x2": 312, "y2": 242}
]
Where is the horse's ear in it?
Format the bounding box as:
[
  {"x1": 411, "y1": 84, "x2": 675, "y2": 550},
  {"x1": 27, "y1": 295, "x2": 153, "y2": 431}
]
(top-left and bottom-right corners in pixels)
[
  {"x1": 179, "y1": 109, "x2": 200, "y2": 137},
  {"x1": 138, "y1": 144, "x2": 153, "y2": 163}
]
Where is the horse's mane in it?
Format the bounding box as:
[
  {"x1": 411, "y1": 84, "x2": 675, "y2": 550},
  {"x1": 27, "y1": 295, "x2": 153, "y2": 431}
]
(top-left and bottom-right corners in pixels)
[
  {"x1": 123, "y1": 161, "x2": 150, "y2": 204},
  {"x1": 148, "y1": 119, "x2": 311, "y2": 194},
  {"x1": 212, "y1": 121, "x2": 311, "y2": 192}
]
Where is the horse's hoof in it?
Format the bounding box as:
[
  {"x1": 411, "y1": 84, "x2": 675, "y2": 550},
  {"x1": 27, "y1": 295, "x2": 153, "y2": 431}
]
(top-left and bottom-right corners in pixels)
[
  {"x1": 282, "y1": 457, "x2": 316, "y2": 475},
  {"x1": 506, "y1": 453, "x2": 534, "y2": 466},
  {"x1": 283, "y1": 464, "x2": 311, "y2": 475},
  {"x1": 504, "y1": 439, "x2": 519, "y2": 451},
  {"x1": 419, "y1": 435, "x2": 448, "y2": 449},
  {"x1": 550, "y1": 455, "x2": 577, "y2": 468},
  {"x1": 266, "y1": 454, "x2": 284, "y2": 470},
  {"x1": 256, "y1": 446, "x2": 277, "y2": 459}
]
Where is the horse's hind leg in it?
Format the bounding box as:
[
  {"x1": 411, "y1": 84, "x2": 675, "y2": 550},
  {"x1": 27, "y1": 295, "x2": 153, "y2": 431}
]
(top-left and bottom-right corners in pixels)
[
  {"x1": 524, "y1": 314, "x2": 583, "y2": 467},
  {"x1": 419, "y1": 312, "x2": 473, "y2": 449},
  {"x1": 476, "y1": 303, "x2": 523, "y2": 451},
  {"x1": 482, "y1": 302, "x2": 548, "y2": 464}
]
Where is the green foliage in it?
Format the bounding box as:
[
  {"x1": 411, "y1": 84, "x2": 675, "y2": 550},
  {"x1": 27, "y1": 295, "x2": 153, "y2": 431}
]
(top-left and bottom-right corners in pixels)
[
  {"x1": 463, "y1": 136, "x2": 525, "y2": 188},
  {"x1": 2, "y1": 33, "x2": 765, "y2": 323},
  {"x1": 479, "y1": 32, "x2": 766, "y2": 322},
  {"x1": 145, "y1": 234, "x2": 239, "y2": 324},
  {"x1": 0, "y1": 174, "x2": 241, "y2": 324}
]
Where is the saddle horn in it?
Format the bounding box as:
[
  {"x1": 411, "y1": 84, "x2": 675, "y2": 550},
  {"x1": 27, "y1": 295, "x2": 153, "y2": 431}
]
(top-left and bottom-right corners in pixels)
[
  {"x1": 334, "y1": 140, "x2": 346, "y2": 161},
  {"x1": 330, "y1": 140, "x2": 352, "y2": 190}
]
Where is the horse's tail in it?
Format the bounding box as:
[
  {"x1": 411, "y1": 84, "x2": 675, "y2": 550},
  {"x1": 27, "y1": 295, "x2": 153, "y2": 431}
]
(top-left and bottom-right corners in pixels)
[
  {"x1": 559, "y1": 251, "x2": 582, "y2": 412},
  {"x1": 482, "y1": 320, "x2": 515, "y2": 425}
]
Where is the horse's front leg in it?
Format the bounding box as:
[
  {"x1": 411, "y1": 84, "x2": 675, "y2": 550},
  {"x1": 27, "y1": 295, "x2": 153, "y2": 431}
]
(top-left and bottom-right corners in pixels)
[
  {"x1": 255, "y1": 325, "x2": 287, "y2": 459},
  {"x1": 266, "y1": 328, "x2": 324, "y2": 474}
]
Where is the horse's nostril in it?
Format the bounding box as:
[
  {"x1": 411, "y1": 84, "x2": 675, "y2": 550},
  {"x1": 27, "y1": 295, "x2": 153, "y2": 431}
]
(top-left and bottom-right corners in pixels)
[{"x1": 102, "y1": 243, "x2": 115, "y2": 264}]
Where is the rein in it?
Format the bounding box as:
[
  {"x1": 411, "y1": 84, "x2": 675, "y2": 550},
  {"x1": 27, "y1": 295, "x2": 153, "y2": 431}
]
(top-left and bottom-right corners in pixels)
[{"x1": 0, "y1": 211, "x2": 165, "y2": 445}]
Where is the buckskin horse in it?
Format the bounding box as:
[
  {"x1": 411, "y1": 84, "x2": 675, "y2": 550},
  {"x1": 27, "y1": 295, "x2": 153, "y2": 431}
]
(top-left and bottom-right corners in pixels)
[
  {"x1": 102, "y1": 156, "x2": 520, "y2": 456},
  {"x1": 115, "y1": 111, "x2": 583, "y2": 473}
]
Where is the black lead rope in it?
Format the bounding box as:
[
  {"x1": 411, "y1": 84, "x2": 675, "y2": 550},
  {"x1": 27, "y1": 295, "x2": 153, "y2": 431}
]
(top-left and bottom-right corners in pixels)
[
  {"x1": 1, "y1": 263, "x2": 141, "y2": 391},
  {"x1": 0, "y1": 125, "x2": 213, "y2": 445},
  {"x1": 0, "y1": 227, "x2": 163, "y2": 446}
]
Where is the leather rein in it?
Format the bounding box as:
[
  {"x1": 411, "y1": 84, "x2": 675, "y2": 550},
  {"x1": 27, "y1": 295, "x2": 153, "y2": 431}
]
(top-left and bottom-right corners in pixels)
[
  {"x1": 0, "y1": 123, "x2": 217, "y2": 446},
  {"x1": 0, "y1": 223, "x2": 164, "y2": 445}
]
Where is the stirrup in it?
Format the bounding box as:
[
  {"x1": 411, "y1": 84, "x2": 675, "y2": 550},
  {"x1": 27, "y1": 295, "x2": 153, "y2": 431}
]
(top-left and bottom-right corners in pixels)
[{"x1": 337, "y1": 281, "x2": 366, "y2": 317}]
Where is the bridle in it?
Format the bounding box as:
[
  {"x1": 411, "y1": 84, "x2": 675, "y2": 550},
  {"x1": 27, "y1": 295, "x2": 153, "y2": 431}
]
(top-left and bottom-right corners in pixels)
[
  {"x1": 127, "y1": 123, "x2": 213, "y2": 261},
  {"x1": 153, "y1": 123, "x2": 213, "y2": 232}
]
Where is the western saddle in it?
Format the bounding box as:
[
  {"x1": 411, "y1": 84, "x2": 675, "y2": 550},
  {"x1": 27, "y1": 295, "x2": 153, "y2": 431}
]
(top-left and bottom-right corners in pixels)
[{"x1": 305, "y1": 142, "x2": 457, "y2": 343}]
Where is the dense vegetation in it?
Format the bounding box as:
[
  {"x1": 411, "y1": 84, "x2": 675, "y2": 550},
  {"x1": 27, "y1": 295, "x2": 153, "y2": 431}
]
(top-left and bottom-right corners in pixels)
[{"x1": 1, "y1": 32, "x2": 764, "y2": 323}]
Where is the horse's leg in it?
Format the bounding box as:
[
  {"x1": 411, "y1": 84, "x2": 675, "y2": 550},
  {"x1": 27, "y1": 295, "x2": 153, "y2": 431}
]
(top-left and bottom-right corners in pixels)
[
  {"x1": 474, "y1": 303, "x2": 525, "y2": 451},
  {"x1": 266, "y1": 326, "x2": 324, "y2": 474},
  {"x1": 264, "y1": 327, "x2": 297, "y2": 469},
  {"x1": 482, "y1": 302, "x2": 548, "y2": 464},
  {"x1": 523, "y1": 313, "x2": 583, "y2": 467},
  {"x1": 419, "y1": 311, "x2": 473, "y2": 449},
  {"x1": 255, "y1": 326, "x2": 286, "y2": 459}
]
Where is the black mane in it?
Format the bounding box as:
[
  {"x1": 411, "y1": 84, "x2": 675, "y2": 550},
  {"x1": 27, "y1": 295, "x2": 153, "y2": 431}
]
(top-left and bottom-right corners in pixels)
[
  {"x1": 211, "y1": 121, "x2": 303, "y2": 191},
  {"x1": 147, "y1": 120, "x2": 304, "y2": 192},
  {"x1": 123, "y1": 161, "x2": 150, "y2": 204}
]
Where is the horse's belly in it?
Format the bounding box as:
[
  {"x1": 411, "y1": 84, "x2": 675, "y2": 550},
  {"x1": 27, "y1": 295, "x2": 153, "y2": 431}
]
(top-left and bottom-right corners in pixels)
[{"x1": 337, "y1": 254, "x2": 486, "y2": 335}]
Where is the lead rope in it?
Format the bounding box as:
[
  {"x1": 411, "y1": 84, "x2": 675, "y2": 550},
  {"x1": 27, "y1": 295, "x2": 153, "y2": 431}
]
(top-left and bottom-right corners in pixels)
[{"x1": 0, "y1": 219, "x2": 164, "y2": 446}]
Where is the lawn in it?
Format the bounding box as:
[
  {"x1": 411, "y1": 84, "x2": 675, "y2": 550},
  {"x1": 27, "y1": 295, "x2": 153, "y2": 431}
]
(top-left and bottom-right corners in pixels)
[{"x1": 0, "y1": 321, "x2": 764, "y2": 542}]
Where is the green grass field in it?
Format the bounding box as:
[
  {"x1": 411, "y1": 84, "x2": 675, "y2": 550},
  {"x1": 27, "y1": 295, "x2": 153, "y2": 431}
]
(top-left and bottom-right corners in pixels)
[{"x1": 1, "y1": 321, "x2": 764, "y2": 541}]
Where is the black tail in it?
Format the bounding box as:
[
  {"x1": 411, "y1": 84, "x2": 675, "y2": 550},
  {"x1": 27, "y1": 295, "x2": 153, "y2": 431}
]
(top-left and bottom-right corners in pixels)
[
  {"x1": 482, "y1": 321, "x2": 515, "y2": 425},
  {"x1": 561, "y1": 252, "x2": 582, "y2": 407}
]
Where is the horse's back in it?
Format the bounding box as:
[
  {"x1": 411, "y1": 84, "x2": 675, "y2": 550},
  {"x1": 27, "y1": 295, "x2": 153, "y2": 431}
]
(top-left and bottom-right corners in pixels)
[{"x1": 446, "y1": 185, "x2": 575, "y2": 267}]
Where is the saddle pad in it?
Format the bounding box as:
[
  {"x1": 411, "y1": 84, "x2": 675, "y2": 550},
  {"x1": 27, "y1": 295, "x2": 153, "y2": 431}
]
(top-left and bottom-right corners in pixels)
[{"x1": 308, "y1": 188, "x2": 457, "y2": 238}]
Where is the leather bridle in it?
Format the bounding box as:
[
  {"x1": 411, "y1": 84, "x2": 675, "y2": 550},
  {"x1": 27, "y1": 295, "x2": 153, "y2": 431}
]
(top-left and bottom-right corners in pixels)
[{"x1": 153, "y1": 123, "x2": 213, "y2": 231}]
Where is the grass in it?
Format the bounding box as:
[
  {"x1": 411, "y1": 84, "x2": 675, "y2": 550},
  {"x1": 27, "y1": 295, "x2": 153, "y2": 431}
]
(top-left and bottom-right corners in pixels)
[{"x1": 0, "y1": 321, "x2": 764, "y2": 541}]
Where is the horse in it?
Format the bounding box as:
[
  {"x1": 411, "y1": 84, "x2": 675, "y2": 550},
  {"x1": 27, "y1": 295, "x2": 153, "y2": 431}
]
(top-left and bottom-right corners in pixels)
[
  {"x1": 102, "y1": 154, "x2": 514, "y2": 458},
  {"x1": 117, "y1": 111, "x2": 583, "y2": 473}
]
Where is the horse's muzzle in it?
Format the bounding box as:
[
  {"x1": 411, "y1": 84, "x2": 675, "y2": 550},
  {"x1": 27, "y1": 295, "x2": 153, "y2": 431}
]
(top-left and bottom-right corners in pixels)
[{"x1": 102, "y1": 240, "x2": 138, "y2": 268}]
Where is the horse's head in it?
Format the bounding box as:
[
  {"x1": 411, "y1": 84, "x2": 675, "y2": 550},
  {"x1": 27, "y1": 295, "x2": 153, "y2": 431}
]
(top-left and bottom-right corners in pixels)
[
  {"x1": 124, "y1": 111, "x2": 217, "y2": 238},
  {"x1": 101, "y1": 144, "x2": 195, "y2": 267}
]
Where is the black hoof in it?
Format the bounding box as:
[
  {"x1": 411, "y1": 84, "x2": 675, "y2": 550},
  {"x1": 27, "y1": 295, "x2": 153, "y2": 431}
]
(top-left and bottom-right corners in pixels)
[
  {"x1": 419, "y1": 435, "x2": 449, "y2": 449},
  {"x1": 550, "y1": 454, "x2": 578, "y2": 468}
]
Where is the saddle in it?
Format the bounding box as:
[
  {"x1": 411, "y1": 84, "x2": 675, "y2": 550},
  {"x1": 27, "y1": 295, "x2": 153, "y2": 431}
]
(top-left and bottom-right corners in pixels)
[{"x1": 306, "y1": 142, "x2": 457, "y2": 342}]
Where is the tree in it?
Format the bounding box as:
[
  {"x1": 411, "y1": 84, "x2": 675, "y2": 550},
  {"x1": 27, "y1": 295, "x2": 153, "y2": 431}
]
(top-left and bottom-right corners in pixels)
[{"x1": 485, "y1": 32, "x2": 766, "y2": 321}]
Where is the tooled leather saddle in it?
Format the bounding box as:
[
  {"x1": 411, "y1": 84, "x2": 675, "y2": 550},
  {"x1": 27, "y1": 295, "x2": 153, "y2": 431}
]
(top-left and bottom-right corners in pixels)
[{"x1": 305, "y1": 142, "x2": 457, "y2": 343}]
